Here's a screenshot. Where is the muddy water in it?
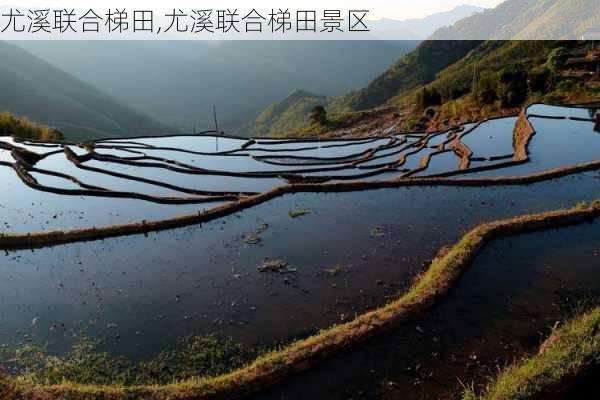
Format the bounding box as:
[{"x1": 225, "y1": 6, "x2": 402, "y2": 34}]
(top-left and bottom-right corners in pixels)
[
  {"x1": 0, "y1": 171, "x2": 598, "y2": 360},
  {"x1": 253, "y1": 220, "x2": 600, "y2": 400}
]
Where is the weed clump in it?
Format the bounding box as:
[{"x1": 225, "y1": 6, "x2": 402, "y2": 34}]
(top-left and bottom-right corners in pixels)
[
  {"x1": 464, "y1": 307, "x2": 600, "y2": 400},
  {"x1": 0, "y1": 112, "x2": 63, "y2": 140},
  {"x1": 289, "y1": 208, "x2": 310, "y2": 218},
  {"x1": 257, "y1": 259, "x2": 296, "y2": 273},
  {"x1": 0, "y1": 335, "x2": 256, "y2": 386}
]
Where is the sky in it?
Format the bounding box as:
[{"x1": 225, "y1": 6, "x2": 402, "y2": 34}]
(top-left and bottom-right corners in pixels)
[{"x1": 8, "y1": 0, "x2": 505, "y2": 20}]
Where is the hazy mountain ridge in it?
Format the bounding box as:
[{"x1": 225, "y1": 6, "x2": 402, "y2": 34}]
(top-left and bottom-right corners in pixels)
[
  {"x1": 370, "y1": 4, "x2": 486, "y2": 39},
  {"x1": 429, "y1": 0, "x2": 600, "y2": 39},
  {"x1": 13, "y1": 5, "x2": 485, "y2": 137},
  {"x1": 0, "y1": 42, "x2": 172, "y2": 140},
  {"x1": 15, "y1": 40, "x2": 414, "y2": 135}
]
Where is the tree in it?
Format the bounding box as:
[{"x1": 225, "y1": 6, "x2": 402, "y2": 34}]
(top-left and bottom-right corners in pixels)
[
  {"x1": 498, "y1": 66, "x2": 528, "y2": 108},
  {"x1": 546, "y1": 47, "x2": 565, "y2": 75},
  {"x1": 475, "y1": 71, "x2": 498, "y2": 105},
  {"x1": 309, "y1": 105, "x2": 327, "y2": 126},
  {"x1": 416, "y1": 87, "x2": 442, "y2": 110},
  {"x1": 528, "y1": 68, "x2": 553, "y2": 93}
]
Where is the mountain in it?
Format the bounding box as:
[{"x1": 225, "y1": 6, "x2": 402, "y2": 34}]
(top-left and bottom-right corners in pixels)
[
  {"x1": 256, "y1": 38, "x2": 599, "y2": 137},
  {"x1": 0, "y1": 42, "x2": 171, "y2": 140},
  {"x1": 12, "y1": 6, "x2": 492, "y2": 136},
  {"x1": 245, "y1": 40, "x2": 483, "y2": 136},
  {"x1": 249, "y1": 90, "x2": 327, "y2": 137},
  {"x1": 15, "y1": 40, "x2": 416, "y2": 135},
  {"x1": 246, "y1": 0, "x2": 600, "y2": 137},
  {"x1": 387, "y1": 40, "x2": 562, "y2": 129},
  {"x1": 429, "y1": 0, "x2": 600, "y2": 40},
  {"x1": 352, "y1": 0, "x2": 600, "y2": 113},
  {"x1": 370, "y1": 5, "x2": 486, "y2": 40},
  {"x1": 343, "y1": 40, "x2": 483, "y2": 111},
  {"x1": 12, "y1": 41, "x2": 210, "y2": 130}
]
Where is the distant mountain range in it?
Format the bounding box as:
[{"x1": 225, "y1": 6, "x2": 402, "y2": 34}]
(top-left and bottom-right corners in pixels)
[
  {"x1": 430, "y1": 0, "x2": 600, "y2": 39},
  {"x1": 0, "y1": 42, "x2": 170, "y2": 140},
  {"x1": 4, "y1": 1, "x2": 597, "y2": 139},
  {"x1": 13, "y1": 40, "x2": 414, "y2": 136},
  {"x1": 369, "y1": 4, "x2": 485, "y2": 40},
  {"x1": 7, "y1": 4, "x2": 490, "y2": 139}
]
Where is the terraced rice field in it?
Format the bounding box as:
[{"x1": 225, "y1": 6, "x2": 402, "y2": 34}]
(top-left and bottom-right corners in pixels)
[{"x1": 0, "y1": 104, "x2": 599, "y2": 399}]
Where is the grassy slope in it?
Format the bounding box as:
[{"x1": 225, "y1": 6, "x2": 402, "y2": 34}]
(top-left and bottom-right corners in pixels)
[
  {"x1": 248, "y1": 90, "x2": 327, "y2": 137},
  {"x1": 390, "y1": 41, "x2": 550, "y2": 124},
  {"x1": 0, "y1": 42, "x2": 172, "y2": 140},
  {"x1": 392, "y1": 40, "x2": 600, "y2": 131},
  {"x1": 343, "y1": 40, "x2": 483, "y2": 111},
  {"x1": 465, "y1": 307, "x2": 600, "y2": 400}
]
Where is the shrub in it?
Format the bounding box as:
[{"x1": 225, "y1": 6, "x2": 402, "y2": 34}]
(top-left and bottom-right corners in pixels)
[
  {"x1": 498, "y1": 66, "x2": 528, "y2": 107},
  {"x1": 546, "y1": 47, "x2": 566, "y2": 74},
  {"x1": 528, "y1": 68, "x2": 554, "y2": 93},
  {"x1": 475, "y1": 72, "x2": 499, "y2": 105},
  {"x1": 0, "y1": 111, "x2": 63, "y2": 140},
  {"x1": 416, "y1": 87, "x2": 442, "y2": 110},
  {"x1": 308, "y1": 105, "x2": 328, "y2": 126},
  {"x1": 424, "y1": 107, "x2": 436, "y2": 119}
]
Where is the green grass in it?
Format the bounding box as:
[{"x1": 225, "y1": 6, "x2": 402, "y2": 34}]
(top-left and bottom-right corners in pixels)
[
  {"x1": 1, "y1": 335, "x2": 257, "y2": 387},
  {"x1": 464, "y1": 307, "x2": 600, "y2": 400},
  {"x1": 0, "y1": 111, "x2": 63, "y2": 141}
]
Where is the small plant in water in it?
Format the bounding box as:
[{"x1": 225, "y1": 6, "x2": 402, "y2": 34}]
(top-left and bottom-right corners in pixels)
[
  {"x1": 324, "y1": 265, "x2": 343, "y2": 276},
  {"x1": 243, "y1": 232, "x2": 261, "y2": 245},
  {"x1": 289, "y1": 208, "x2": 310, "y2": 218},
  {"x1": 370, "y1": 226, "x2": 385, "y2": 238},
  {"x1": 242, "y1": 224, "x2": 268, "y2": 245},
  {"x1": 257, "y1": 259, "x2": 296, "y2": 273}
]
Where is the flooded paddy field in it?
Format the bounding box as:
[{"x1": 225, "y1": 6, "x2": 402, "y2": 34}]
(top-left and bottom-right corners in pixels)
[
  {"x1": 0, "y1": 171, "x2": 598, "y2": 361},
  {"x1": 462, "y1": 116, "x2": 600, "y2": 177},
  {"x1": 457, "y1": 105, "x2": 600, "y2": 178},
  {"x1": 252, "y1": 220, "x2": 600, "y2": 400},
  {"x1": 0, "y1": 104, "x2": 599, "y2": 396},
  {"x1": 0, "y1": 163, "x2": 223, "y2": 232},
  {"x1": 0, "y1": 105, "x2": 596, "y2": 234}
]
